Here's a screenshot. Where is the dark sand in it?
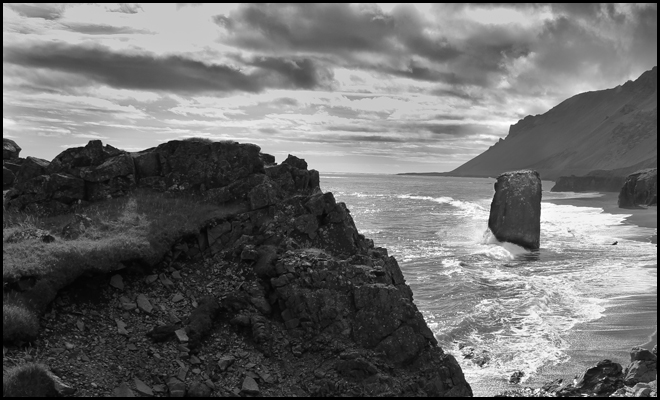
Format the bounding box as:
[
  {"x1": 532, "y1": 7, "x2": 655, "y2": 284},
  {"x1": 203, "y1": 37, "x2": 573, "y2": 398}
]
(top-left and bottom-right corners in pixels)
[{"x1": 524, "y1": 192, "x2": 658, "y2": 390}]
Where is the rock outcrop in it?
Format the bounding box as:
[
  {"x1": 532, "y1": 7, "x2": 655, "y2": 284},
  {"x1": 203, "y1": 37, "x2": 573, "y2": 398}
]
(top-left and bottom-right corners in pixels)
[
  {"x1": 3, "y1": 138, "x2": 472, "y2": 397},
  {"x1": 497, "y1": 346, "x2": 657, "y2": 397},
  {"x1": 3, "y1": 138, "x2": 21, "y2": 160},
  {"x1": 551, "y1": 175, "x2": 626, "y2": 192},
  {"x1": 618, "y1": 168, "x2": 657, "y2": 208},
  {"x1": 4, "y1": 139, "x2": 320, "y2": 215},
  {"x1": 488, "y1": 170, "x2": 542, "y2": 250}
]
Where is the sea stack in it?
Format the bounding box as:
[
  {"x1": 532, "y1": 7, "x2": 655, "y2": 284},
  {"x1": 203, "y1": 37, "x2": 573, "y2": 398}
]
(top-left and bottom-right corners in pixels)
[
  {"x1": 618, "y1": 168, "x2": 657, "y2": 208},
  {"x1": 488, "y1": 170, "x2": 542, "y2": 250}
]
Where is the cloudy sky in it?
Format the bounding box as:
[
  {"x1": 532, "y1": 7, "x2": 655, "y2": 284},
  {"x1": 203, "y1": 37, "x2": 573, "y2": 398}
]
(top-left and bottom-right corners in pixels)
[{"x1": 3, "y1": 3, "x2": 657, "y2": 173}]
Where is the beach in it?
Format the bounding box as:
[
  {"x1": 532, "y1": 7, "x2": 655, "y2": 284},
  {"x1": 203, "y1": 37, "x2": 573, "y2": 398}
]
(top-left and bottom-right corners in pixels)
[{"x1": 533, "y1": 192, "x2": 657, "y2": 389}]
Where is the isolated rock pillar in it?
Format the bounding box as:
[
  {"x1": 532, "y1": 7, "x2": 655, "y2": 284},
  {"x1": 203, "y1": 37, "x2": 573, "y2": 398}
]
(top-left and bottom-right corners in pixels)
[{"x1": 488, "y1": 170, "x2": 542, "y2": 250}]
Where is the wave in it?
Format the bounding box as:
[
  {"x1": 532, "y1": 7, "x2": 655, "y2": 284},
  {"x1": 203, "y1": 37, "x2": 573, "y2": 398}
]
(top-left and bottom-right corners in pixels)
[{"x1": 397, "y1": 194, "x2": 487, "y2": 216}]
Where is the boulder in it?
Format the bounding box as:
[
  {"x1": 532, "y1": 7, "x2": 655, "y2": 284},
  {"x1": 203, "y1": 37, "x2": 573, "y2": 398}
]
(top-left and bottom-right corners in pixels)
[
  {"x1": 558, "y1": 359, "x2": 624, "y2": 396},
  {"x1": 15, "y1": 157, "x2": 50, "y2": 187},
  {"x1": 3, "y1": 138, "x2": 21, "y2": 160},
  {"x1": 618, "y1": 168, "x2": 657, "y2": 208},
  {"x1": 623, "y1": 347, "x2": 657, "y2": 386},
  {"x1": 46, "y1": 140, "x2": 122, "y2": 176},
  {"x1": 152, "y1": 139, "x2": 264, "y2": 190},
  {"x1": 488, "y1": 170, "x2": 542, "y2": 250}
]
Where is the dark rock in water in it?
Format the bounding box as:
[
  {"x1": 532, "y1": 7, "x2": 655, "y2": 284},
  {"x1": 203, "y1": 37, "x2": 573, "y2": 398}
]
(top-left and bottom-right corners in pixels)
[
  {"x1": 618, "y1": 168, "x2": 657, "y2": 208},
  {"x1": 3, "y1": 138, "x2": 21, "y2": 160},
  {"x1": 551, "y1": 175, "x2": 625, "y2": 192},
  {"x1": 551, "y1": 359, "x2": 624, "y2": 397},
  {"x1": 488, "y1": 170, "x2": 542, "y2": 250},
  {"x1": 509, "y1": 370, "x2": 525, "y2": 384}
]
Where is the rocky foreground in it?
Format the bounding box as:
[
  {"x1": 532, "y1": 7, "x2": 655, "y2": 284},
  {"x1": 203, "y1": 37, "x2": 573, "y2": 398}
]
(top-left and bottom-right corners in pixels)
[{"x1": 3, "y1": 138, "x2": 471, "y2": 397}]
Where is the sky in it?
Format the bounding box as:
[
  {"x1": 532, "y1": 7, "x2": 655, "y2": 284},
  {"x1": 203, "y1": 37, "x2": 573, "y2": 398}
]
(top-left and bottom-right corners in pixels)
[{"x1": 3, "y1": 3, "x2": 658, "y2": 174}]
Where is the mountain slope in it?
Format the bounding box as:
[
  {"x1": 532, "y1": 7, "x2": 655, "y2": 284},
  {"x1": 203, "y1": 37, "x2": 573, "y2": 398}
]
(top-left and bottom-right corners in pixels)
[{"x1": 448, "y1": 66, "x2": 657, "y2": 181}]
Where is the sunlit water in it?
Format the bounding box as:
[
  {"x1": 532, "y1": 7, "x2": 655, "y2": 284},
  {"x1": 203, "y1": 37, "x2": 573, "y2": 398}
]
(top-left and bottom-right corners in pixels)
[{"x1": 322, "y1": 173, "x2": 657, "y2": 394}]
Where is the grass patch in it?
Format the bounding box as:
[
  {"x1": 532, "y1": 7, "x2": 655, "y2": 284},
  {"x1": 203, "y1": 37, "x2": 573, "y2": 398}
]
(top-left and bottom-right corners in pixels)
[
  {"x1": 3, "y1": 188, "x2": 244, "y2": 343},
  {"x1": 3, "y1": 363, "x2": 59, "y2": 397},
  {"x1": 3, "y1": 294, "x2": 39, "y2": 343}
]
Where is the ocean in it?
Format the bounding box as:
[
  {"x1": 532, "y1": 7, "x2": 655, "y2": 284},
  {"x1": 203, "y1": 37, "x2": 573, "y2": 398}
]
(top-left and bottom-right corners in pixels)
[{"x1": 321, "y1": 173, "x2": 657, "y2": 396}]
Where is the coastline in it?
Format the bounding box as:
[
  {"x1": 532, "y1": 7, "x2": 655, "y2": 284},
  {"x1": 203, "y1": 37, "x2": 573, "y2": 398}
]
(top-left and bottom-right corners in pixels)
[{"x1": 532, "y1": 191, "x2": 657, "y2": 391}]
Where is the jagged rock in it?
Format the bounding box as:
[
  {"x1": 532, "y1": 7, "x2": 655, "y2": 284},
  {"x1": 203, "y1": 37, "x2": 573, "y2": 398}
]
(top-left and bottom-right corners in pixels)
[
  {"x1": 115, "y1": 319, "x2": 129, "y2": 335},
  {"x1": 136, "y1": 294, "x2": 153, "y2": 313},
  {"x1": 14, "y1": 156, "x2": 50, "y2": 187},
  {"x1": 217, "y1": 356, "x2": 235, "y2": 371},
  {"x1": 146, "y1": 324, "x2": 178, "y2": 342},
  {"x1": 619, "y1": 168, "x2": 657, "y2": 207},
  {"x1": 241, "y1": 376, "x2": 260, "y2": 395},
  {"x1": 167, "y1": 378, "x2": 186, "y2": 397},
  {"x1": 131, "y1": 149, "x2": 161, "y2": 180},
  {"x1": 3, "y1": 138, "x2": 21, "y2": 160},
  {"x1": 109, "y1": 274, "x2": 124, "y2": 290},
  {"x1": 5, "y1": 172, "x2": 85, "y2": 213},
  {"x1": 560, "y1": 359, "x2": 624, "y2": 396},
  {"x1": 133, "y1": 378, "x2": 153, "y2": 396},
  {"x1": 113, "y1": 382, "x2": 135, "y2": 397},
  {"x1": 188, "y1": 381, "x2": 212, "y2": 397},
  {"x1": 488, "y1": 170, "x2": 542, "y2": 250},
  {"x1": 175, "y1": 329, "x2": 189, "y2": 343},
  {"x1": 624, "y1": 347, "x2": 657, "y2": 385}
]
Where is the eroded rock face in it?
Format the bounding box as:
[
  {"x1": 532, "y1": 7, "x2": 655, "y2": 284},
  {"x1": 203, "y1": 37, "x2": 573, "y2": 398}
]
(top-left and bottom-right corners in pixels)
[
  {"x1": 151, "y1": 179, "x2": 472, "y2": 396},
  {"x1": 488, "y1": 170, "x2": 542, "y2": 250},
  {"x1": 618, "y1": 168, "x2": 657, "y2": 208}
]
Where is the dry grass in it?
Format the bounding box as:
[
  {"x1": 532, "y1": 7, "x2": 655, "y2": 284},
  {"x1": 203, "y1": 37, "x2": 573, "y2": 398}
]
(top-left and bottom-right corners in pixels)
[{"x1": 3, "y1": 188, "x2": 242, "y2": 343}]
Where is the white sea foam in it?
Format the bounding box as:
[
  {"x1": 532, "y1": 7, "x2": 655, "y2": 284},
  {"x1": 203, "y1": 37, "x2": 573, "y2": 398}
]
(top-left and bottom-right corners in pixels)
[{"x1": 397, "y1": 194, "x2": 487, "y2": 216}]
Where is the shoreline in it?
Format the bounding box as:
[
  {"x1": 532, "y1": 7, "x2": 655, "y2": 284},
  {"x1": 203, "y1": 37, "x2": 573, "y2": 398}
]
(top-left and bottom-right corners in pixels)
[
  {"x1": 543, "y1": 191, "x2": 657, "y2": 244},
  {"x1": 532, "y1": 191, "x2": 657, "y2": 391}
]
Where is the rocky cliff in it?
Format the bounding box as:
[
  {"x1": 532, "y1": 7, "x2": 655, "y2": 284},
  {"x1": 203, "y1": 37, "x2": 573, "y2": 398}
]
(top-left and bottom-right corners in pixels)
[
  {"x1": 447, "y1": 66, "x2": 658, "y2": 181},
  {"x1": 618, "y1": 168, "x2": 658, "y2": 208},
  {"x1": 3, "y1": 139, "x2": 472, "y2": 397}
]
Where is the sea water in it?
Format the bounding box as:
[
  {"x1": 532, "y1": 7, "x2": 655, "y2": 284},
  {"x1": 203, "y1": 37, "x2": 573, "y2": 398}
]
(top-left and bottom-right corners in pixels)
[{"x1": 321, "y1": 173, "x2": 657, "y2": 395}]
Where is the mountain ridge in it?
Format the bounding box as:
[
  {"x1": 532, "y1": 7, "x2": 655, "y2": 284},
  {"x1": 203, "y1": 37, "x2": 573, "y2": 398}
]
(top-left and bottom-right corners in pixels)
[{"x1": 405, "y1": 66, "x2": 657, "y2": 181}]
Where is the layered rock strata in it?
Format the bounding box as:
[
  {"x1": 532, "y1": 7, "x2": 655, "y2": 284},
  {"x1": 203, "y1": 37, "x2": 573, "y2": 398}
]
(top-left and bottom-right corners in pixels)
[{"x1": 488, "y1": 170, "x2": 542, "y2": 250}]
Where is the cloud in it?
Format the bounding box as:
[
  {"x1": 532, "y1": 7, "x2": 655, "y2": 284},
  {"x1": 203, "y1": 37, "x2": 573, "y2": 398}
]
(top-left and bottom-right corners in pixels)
[
  {"x1": 6, "y1": 3, "x2": 66, "y2": 20},
  {"x1": 62, "y1": 23, "x2": 150, "y2": 35},
  {"x1": 108, "y1": 3, "x2": 143, "y2": 14},
  {"x1": 4, "y1": 41, "x2": 333, "y2": 94}
]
